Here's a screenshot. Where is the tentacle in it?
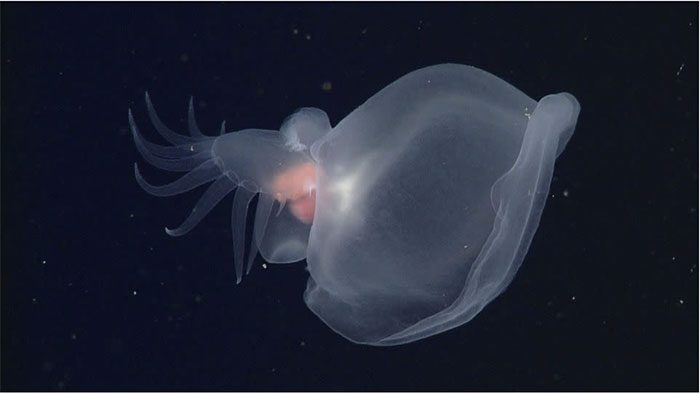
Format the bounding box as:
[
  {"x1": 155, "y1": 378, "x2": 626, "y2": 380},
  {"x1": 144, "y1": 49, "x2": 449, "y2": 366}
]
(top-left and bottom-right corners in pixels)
[
  {"x1": 188, "y1": 96, "x2": 207, "y2": 138},
  {"x1": 220, "y1": 120, "x2": 226, "y2": 135},
  {"x1": 134, "y1": 139, "x2": 212, "y2": 171},
  {"x1": 134, "y1": 159, "x2": 222, "y2": 197},
  {"x1": 246, "y1": 193, "x2": 274, "y2": 275},
  {"x1": 130, "y1": 109, "x2": 213, "y2": 158},
  {"x1": 144, "y1": 92, "x2": 202, "y2": 145},
  {"x1": 165, "y1": 176, "x2": 236, "y2": 237},
  {"x1": 231, "y1": 187, "x2": 256, "y2": 284},
  {"x1": 275, "y1": 199, "x2": 287, "y2": 216}
]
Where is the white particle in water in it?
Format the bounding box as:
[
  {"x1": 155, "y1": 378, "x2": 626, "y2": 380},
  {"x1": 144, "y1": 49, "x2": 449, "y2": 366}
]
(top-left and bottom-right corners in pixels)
[{"x1": 676, "y1": 63, "x2": 685, "y2": 76}]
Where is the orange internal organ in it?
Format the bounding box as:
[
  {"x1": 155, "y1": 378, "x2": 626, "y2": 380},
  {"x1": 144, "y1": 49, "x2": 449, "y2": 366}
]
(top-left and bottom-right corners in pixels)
[{"x1": 271, "y1": 162, "x2": 317, "y2": 224}]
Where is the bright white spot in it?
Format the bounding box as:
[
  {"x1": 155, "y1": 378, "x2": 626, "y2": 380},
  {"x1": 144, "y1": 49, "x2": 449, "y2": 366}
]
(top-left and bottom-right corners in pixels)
[
  {"x1": 190, "y1": 145, "x2": 195, "y2": 152},
  {"x1": 292, "y1": 28, "x2": 298, "y2": 35},
  {"x1": 262, "y1": 263, "x2": 267, "y2": 269},
  {"x1": 331, "y1": 171, "x2": 363, "y2": 214},
  {"x1": 563, "y1": 189, "x2": 570, "y2": 197},
  {"x1": 305, "y1": 33, "x2": 311, "y2": 40},
  {"x1": 132, "y1": 290, "x2": 137, "y2": 296},
  {"x1": 129, "y1": 213, "x2": 134, "y2": 218},
  {"x1": 679, "y1": 299, "x2": 684, "y2": 305},
  {"x1": 571, "y1": 296, "x2": 576, "y2": 301},
  {"x1": 671, "y1": 256, "x2": 676, "y2": 261}
]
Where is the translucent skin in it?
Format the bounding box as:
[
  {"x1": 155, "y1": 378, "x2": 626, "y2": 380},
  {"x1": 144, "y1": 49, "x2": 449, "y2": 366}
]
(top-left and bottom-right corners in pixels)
[
  {"x1": 132, "y1": 64, "x2": 580, "y2": 346},
  {"x1": 271, "y1": 162, "x2": 317, "y2": 224}
]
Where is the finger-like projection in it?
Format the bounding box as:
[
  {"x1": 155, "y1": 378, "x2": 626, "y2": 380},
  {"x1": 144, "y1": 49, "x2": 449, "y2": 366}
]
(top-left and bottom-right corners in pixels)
[{"x1": 131, "y1": 64, "x2": 580, "y2": 345}]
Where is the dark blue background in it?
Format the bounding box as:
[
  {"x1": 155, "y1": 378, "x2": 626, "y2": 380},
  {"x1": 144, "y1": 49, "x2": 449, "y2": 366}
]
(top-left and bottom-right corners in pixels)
[{"x1": 2, "y1": 3, "x2": 697, "y2": 390}]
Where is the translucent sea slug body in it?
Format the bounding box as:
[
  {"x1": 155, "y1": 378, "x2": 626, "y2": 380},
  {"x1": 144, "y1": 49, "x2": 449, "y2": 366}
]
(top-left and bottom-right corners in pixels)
[{"x1": 131, "y1": 64, "x2": 580, "y2": 345}]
